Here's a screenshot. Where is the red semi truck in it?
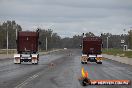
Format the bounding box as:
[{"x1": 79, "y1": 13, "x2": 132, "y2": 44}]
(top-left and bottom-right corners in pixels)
[
  {"x1": 14, "y1": 30, "x2": 39, "y2": 64},
  {"x1": 81, "y1": 36, "x2": 103, "y2": 64}
]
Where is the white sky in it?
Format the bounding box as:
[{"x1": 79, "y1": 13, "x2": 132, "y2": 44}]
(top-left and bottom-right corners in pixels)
[{"x1": 0, "y1": 0, "x2": 132, "y2": 37}]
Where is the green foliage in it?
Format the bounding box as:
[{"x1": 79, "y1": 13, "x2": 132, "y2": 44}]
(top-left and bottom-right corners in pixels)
[
  {"x1": 128, "y1": 30, "x2": 132, "y2": 49},
  {"x1": 101, "y1": 33, "x2": 128, "y2": 49},
  {"x1": 39, "y1": 29, "x2": 61, "y2": 50},
  {"x1": 0, "y1": 20, "x2": 131, "y2": 52},
  {"x1": 0, "y1": 20, "x2": 22, "y2": 49},
  {"x1": 103, "y1": 48, "x2": 132, "y2": 58},
  {"x1": 85, "y1": 32, "x2": 95, "y2": 37},
  {"x1": 0, "y1": 49, "x2": 16, "y2": 54},
  {"x1": 39, "y1": 29, "x2": 83, "y2": 49},
  {"x1": 102, "y1": 48, "x2": 123, "y2": 55}
]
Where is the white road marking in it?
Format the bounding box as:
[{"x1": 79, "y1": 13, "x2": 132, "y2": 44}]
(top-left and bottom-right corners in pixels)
[{"x1": 15, "y1": 72, "x2": 41, "y2": 88}]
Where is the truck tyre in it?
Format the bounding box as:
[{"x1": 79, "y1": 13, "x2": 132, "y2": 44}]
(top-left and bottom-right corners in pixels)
[
  {"x1": 96, "y1": 62, "x2": 102, "y2": 64},
  {"x1": 81, "y1": 62, "x2": 84, "y2": 64},
  {"x1": 18, "y1": 62, "x2": 21, "y2": 64},
  {"x1": 35, "y1": 61, "x2": 38, "y2": 65},
  {"x1": 17, "y1": 59, "x2": 21, "y2": 64},
  {"x1": 99, "y1": 62, "x2": 102, "y2": 64},
  {"x1": 32, "y1": 61, "x2": 38, "y2": 65}
]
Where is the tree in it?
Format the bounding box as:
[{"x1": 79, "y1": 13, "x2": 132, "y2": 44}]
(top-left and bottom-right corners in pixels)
[
  {"x1": 128, "y1": 30, "x2": 132, "y2": 49},
  {"x1": 85, "y1": 32, "x2": 95, "y2": 37},
  {"x1": 101, "y1": 33, "x2": 128, "y2": 49},
  {"x1": 0, "y1": 20, "x2": 22, "y2": 49}
]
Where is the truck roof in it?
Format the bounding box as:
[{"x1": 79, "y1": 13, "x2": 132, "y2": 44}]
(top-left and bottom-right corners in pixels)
[
  {"x1": 17, "y1": 31, "x2": 39, "y2": 53},
  {"x1": 18, "y1": 31, "x2": 38, "y2": 36},
  {"x1": 83, "y1": 37, "x2": 102, "y2": 41},
  {"x1": 82, "y1": 37, "x2": 102, "y2": 54}
]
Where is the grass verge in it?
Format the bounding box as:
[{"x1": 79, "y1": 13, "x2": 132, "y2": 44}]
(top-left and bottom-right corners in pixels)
[{"x1": 102, "y1": 48, "x2": 132, "y2": 58}]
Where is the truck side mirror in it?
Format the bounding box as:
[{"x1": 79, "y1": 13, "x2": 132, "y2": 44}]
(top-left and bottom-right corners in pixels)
[
  {"x1": 102, "y1": 44, "x2": 103, "y2": 48},
  {"x1": 36, "y1": 28, "x2": 40, "y2": 32},
  {"x1": 39, "y1": 41, "x2": 41, "y2": 45}
]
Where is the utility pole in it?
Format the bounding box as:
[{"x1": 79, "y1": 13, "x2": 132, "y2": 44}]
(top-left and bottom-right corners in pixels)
[
  {"x1": 107, "y1": 36, "x2": 109, "y2": 51},
  {"x1": 46, "y1": 37, "x2": 47, "y2": 51},
  {"x1": 6, "y1": 24, "x2": 8, "y2": 55},
  {"x1": 16, "y1": 26, "x2": 17, "y2": 40},
  {"x1": 123, "y1": 29, "x2": 126, "y2": 51},
  {"x1": 81, "y1": 33, "x2": 85, "y2": 50}
]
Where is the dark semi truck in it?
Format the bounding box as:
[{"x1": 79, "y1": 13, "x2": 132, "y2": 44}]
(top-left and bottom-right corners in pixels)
[
  {"x1": 81, "y1": 36, "x2": 103, "y2": 64},
  {"x1": 14, "y1": 30, "x2": 39, "y2": 64}
]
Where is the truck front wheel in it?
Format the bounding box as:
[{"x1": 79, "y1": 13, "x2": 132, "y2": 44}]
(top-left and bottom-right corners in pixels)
[
  {"x1": 96, "y1": 62, "x2": 102, "y2": 64},
  {"x1": 84, "y1": 62, "x2": 87, "y2": 64},
  {"x1": 18, "y1": 62, "x2": 21, "y2": 64},
  {"x1": 35, "y1": 61, "x2": 38, "y2": 65},
  {"x1": 81, "y1": 62, "x2": 84, "y2": 64}
]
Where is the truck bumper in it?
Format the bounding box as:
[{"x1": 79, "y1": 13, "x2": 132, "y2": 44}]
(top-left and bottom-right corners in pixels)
[
  {"x1": 81, "y1": 54, "x2": 88, "y2": 64},
  {"x1": 14, "y1": 54, "x2": 39, "y2": 64},
  {"x1": 31, "y1": 54, "x2": 39, "y2": 64},
  {"x1": 88, "y1": 55, "x2": 97, "y2": 62},
  {"x1": 81, "y1": 54, "x2": 103, "y2": 64},
  {"x1": 14, "y1": 54, "x2": 21, "y2": 64},
  {"x1": 96, "y1": 55, "x2": 102, "y2": 64}
]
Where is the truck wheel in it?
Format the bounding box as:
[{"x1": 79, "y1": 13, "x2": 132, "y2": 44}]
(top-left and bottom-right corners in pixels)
[
  {"x1": 99, "y1": 62, "x2": 102, "y2": 64},
  {"x1": 96, "y1": 62, "x2": 102, "y2": 64},
  {"x1": 33, "y1": 61, "x2": 38, "y2": 65},
  {"x1": 17, "y1": 59, "x2": 21, "y2": 64},
  {"x1": 81, "y1": 62, "x2": 84, "y2": 64},
  {"x1": 18, "y1": 62, "x2": 21, "y2": 64},
  {"x1": 35, "y1": 62, "x2": 38, "y2": 65}
]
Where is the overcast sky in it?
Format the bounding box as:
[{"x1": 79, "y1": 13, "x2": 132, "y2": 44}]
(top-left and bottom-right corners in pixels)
[{"x1": 0, "y1": 0, "x2": 132, "y2": 37}]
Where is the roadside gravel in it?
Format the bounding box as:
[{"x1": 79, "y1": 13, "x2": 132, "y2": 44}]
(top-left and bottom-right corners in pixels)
[{"x1": 103, "y1": 54, "x2": 132, "y2": 65}]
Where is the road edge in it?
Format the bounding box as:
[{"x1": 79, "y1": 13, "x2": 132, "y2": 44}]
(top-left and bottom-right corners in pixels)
[
  {"x1": 0, "y1": 49, "x2": 63, "y2": 60},
  {"x1": 103, "y1": 54, "x2": 132, "y2": 65}
]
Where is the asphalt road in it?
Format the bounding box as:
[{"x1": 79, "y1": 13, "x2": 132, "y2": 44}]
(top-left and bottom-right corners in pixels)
[{"x1": 0, "y1": 49, "x2": 132, "y2": 88}]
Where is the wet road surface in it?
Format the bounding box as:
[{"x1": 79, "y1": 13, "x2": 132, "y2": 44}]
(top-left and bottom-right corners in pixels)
[{"x1": 0, "y1": 49, "x2": 131, "y2": 88}]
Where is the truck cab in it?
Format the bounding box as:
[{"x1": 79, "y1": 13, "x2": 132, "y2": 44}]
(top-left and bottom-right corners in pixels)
[
  {"x1": 81, "y1": 37, "x2": 103, "y2": 64},
  {"x1": 14, "y1": 31, "x2": 39, "y2": 64}
]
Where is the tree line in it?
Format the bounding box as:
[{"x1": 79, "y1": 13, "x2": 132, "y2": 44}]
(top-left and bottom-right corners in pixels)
[
  {"x1": 0, "y1": 20, "x2": 132, "y2": 50},
  {"x1": 0, "y1": 21, "x2": 22, "y2": 49}
]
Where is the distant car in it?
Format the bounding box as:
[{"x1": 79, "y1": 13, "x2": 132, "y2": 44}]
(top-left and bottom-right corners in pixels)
[{"x1": 64, "y1": 48, "x2": 67, "y2": 50}]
